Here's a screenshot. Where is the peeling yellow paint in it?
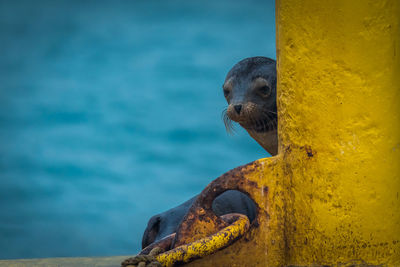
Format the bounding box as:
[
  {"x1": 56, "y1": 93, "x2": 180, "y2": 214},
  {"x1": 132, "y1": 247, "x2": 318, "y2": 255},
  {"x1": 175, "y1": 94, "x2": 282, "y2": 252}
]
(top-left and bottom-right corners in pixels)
[
  {"x1": 156, "y1": 215, "x2": 250, "y2": 267},
  {"x1": 277, "y1": 0, "x2": 400, "y2": 265}
]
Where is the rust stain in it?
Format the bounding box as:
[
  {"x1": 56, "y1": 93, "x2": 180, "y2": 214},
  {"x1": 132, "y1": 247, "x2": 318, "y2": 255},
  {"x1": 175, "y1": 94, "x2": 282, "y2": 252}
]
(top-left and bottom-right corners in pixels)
[
  {"x1": 304, "y1": 145, "x2": 314, "y2": 158},
  {"x1": 172, "y1": 161, "x2": 261, "y2": 248}
]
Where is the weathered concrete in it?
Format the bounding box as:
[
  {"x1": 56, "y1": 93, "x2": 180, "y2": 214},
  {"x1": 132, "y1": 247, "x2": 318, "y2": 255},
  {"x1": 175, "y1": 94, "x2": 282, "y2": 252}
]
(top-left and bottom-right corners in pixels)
[{"x1": 0, "y1": 256, "x2": 128, "y2": 267}]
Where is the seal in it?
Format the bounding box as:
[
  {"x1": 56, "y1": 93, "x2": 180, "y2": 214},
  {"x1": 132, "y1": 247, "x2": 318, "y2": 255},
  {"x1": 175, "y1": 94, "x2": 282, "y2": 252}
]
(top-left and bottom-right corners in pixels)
[
  {"x1": 222, "y1": 56, "x2": 278, "y2": 155},
  {"x1": 141, "y1": 57, "x2": 277, "y2": 250},
  {"x1": 141, "y1": 190, "x2": 256, "y2": 249}
]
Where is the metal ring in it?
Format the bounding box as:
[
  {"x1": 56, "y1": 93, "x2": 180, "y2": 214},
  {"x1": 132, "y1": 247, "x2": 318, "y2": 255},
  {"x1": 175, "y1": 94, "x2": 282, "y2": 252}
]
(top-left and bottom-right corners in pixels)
[{"x1": 156, "y1": 214, "x2": 250, "y2": 267}]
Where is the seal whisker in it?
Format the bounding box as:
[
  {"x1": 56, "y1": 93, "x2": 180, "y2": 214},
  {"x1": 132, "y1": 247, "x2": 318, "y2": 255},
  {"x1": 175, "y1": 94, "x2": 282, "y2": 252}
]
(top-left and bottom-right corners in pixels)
[
  {"x1": 248, "y1": 110, "x2": 258, "y2": 131},
  {"x1": 264, "y1": 109, "x2": 277, "y2": 115},
  {"x1": 257, "y1": 117, "x2": 266, "y2": 132},
  {"x1": 266, "y1": 112, "x2": 276, "y2": 129},
  {"x1": 222, "y1": 109, "x2": 235, "y2": 135},
  {"x1": 266, "y1": 113, "x2": 277, "y2": 129},
  {"x1": 264, "y1": 115, "x2": 273, "y2": 131},
  {"x1": 263, "y1": 120, "x2": 270, "y2": 132},
  {"x1": 257, "y1": 113, "x2": 268, "y2": 131},
  {"x1": 262, "y1": 110, "x2": 277, "y2": 118},
  {"x1": 262, "y1": 111, "x2": 277, "y2": 124},
  {"x1": 221, "y1": 108, "x2": 227, "y2": 120},
  {"x1": 250, "y1": 112, "x2": 266, "y2": 132},
  {"x1": 260, "y1": 112, "x2": 276, "y2": 131}
]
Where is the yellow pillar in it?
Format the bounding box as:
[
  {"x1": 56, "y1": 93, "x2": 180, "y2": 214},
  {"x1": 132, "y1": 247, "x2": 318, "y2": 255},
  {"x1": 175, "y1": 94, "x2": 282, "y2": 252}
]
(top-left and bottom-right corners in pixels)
[{"x1": 277, "y1": 0, "x2": 400, "y2": 265}]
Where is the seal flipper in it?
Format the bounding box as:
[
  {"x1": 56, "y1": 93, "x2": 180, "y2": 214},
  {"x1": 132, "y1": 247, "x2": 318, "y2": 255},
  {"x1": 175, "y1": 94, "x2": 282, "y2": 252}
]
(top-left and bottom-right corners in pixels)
[{"x1": 141, "y1": 215, "x2": 161, "y2": 249}]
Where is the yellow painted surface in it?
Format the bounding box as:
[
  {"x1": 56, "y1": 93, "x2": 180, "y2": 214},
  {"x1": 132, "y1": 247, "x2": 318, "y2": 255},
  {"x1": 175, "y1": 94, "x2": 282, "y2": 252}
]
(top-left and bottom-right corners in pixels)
[
  {"x1": 156, "y1": 215, "x2": 249, "y2": 267},
  {"x1": 185, "y1": 158, "x2": 287, "y2": 267},
  {"x1": 277, "y1": 0, "x2": 400, "y2": 265},
  {"x1": 3, "y1": 0, "x2": 399, "y2": 266}
]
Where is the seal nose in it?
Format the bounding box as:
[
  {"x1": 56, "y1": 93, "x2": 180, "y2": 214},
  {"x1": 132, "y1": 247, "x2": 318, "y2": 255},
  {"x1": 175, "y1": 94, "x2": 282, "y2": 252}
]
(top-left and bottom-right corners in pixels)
[{"x1": 234, "y1": 104, "x2": 242, "y2": 115}]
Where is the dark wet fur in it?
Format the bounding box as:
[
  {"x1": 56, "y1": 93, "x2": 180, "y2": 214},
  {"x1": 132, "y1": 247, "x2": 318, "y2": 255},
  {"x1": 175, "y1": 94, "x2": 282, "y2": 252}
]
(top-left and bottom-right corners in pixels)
[{"x1": 225, "y1": 57, "x2": 275, "y2": 80}]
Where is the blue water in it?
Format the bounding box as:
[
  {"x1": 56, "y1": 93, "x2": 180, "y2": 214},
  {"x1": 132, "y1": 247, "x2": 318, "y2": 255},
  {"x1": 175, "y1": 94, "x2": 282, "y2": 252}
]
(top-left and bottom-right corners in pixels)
[{"x1": 0, "y1": 0, "x2": 275, "y2": 259}]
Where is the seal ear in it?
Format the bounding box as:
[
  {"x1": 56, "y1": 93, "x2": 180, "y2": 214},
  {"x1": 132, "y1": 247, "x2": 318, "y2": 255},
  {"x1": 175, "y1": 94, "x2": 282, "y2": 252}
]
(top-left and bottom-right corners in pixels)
[{"x1": 142, "y1": 215, "x2": 161, "y2": 249}]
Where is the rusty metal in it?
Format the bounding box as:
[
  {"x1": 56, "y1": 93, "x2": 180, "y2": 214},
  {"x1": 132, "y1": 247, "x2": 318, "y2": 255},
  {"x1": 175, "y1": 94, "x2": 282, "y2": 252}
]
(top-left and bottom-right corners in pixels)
[
  {"x1": 155, "y1": 214, "x2": 250, "y2": 267},
  {"x1": 172, "y1": 161, "x2": 262, "y2": 248},
  {"x1": 131, "y1": 161, "x2": 264, "y2": 267}
]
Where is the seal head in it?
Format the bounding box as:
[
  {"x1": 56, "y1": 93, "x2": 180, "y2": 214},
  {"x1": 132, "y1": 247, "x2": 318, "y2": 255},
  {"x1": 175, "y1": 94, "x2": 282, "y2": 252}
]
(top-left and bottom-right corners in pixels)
[{"x1": 223, "y1": 57, "x2": 278, "y2": 155}]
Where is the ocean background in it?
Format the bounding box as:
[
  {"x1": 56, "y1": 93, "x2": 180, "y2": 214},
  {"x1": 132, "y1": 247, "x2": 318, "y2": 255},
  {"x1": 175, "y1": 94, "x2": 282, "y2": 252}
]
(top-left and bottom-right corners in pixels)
[{"x1": 0, "y1": 0, "x2": 275, "y2": 259}]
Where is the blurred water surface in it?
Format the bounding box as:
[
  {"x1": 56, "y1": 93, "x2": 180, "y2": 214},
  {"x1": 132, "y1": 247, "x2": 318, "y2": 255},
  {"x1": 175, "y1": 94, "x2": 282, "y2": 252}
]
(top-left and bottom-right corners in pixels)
[{"x1": 0, "y1": 0, "x2": 275, "y2": 259}]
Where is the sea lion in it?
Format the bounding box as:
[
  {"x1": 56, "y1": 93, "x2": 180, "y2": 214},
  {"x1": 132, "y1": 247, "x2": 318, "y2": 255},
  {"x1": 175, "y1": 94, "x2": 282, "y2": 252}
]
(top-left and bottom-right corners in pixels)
[
  {"x1": 223, "y1": 56, "x2": 278, "y2": 155},
  {"x1": 141, "y1": 190, "x2": 256, "y2": 249},
  {"x1": 141, "y1": 57, "x2": 277, "y2": 250}
]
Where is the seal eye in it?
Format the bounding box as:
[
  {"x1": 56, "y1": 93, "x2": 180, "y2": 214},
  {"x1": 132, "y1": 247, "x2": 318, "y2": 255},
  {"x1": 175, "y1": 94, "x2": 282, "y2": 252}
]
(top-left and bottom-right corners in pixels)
[
  {"x1": 257, "y1": 85, "x2": 271, "y2": 97},
  {"x1": 223, "y1": 88, "x2": 230, "y2": 97}
]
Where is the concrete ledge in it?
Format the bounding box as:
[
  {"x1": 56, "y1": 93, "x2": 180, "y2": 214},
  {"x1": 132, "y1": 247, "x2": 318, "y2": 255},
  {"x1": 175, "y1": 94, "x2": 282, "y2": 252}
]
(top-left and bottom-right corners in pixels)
[{"x1": 0, "y1": 255, "x2": 129, "y2": 267}]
